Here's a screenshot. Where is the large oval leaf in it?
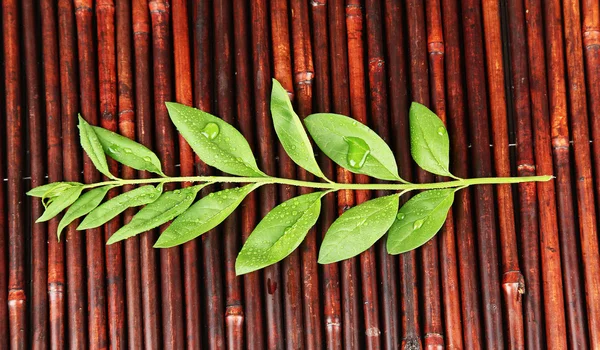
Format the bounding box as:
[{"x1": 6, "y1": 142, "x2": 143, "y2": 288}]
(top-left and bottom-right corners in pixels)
[
  {"x1": 270, "y1": 79, "x2": 328, "y2": 181},
  {"x1": 27, "y1": 182, "x2": 82, "y2": 198},
  {"x1": 154, "y1": 183, "x2": 262, "y2": 248},
  {"x1": 36, "y1": 184, "x2": 84, "y2": 223},
  {"x1": 318, "y1": 193, "x2": 400, "y2": 264},
  {"x1": 106, "y1": 184, "x2": 207, "y2": 244},
  {"x1": 304, "y1": 113, "x2": 402, "y2": 181},
  {"x1": 78, "y1": 115, "x2": 117, "y2": 180},
  {"x1": 78, "y1": 184, "x2": 164, "y2": 230},
  {"x1": 409, "y1": 103, "x2": 455, "y2": 178},
  {"x1": 236, "y1": 191, "x2": 329, "y2": 275},
  {"x1": 387, "y1": 189, "x2": 455, "y2": 254},
  {"x1": 57, "y1": 185, "x2": 113, "y2": 239},
  {"x1": 92, "y1": 126, "x2": 166, "y2": 177},
  {"x1": 165, "y1": 102, "x2": 266, "y2": 177}
]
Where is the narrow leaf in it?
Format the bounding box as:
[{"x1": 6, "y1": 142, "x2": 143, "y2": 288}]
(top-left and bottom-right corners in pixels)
[
  {"x1": 78, "y1": 115, "x2": 118, "y2": 179},
  {"x1": 270, "y1": 79, "x2": 328, "y2": 181},
  {"x1": 304, "y1": 113, "x2": 402, "y2": 181},
  {"x1": 92, "y1": 126, "x2": 166, "y2": 176},
  {"x1": 166, "y1": 102, "x2": 266, "y2": 177},
  {"x1": 409, "y1": 103, "x2": 454, "y2": 177},
  {"x1": 154, "y1": 183, "x2": 262, "y2": 248},
  {"x1": 236, "y1": 191, "x2": 328, "y2": 275},
  {"x1": 107, "y1": 184, "x2": 207, "y2": 244},
  {"x1": 57, "y1": 185, "x2": 113, "y2": 239},
  {"x1": 318, "y1": 193, "x2": 400, "y2": 264},
  {"x1": 27, "y1": 182, "x2": 82, "y2": 198},
  {"x1": 387, "y1": 189, "x2": 455, "y2": 254},
  {"x1": 78, "y1": 184, "x2": 164, "y2": 230},
  {"x1": 36, "y1": 185, "x2": 84, "y2": 223}
]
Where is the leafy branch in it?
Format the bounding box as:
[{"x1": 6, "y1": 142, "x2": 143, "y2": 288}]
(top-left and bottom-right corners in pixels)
[{"x1": 29, "y1": 78, "x2": 552, "y2": 275}]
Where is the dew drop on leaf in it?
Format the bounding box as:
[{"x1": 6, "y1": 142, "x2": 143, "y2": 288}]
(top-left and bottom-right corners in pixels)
[
  {"x1": 201, "y1": 122, "x2": 220, "y2": 140},
  {"x1": 397, "y1": 213, "x2": 405, "y2": 220},
  {"x1": 437, "y1": 126, "x2": 446, "y2": 136},
  {"x1": 413, "y1": 219, "x2": 424, "y2": 229},
  {"x1": 344, "y1": 136, "x2": 371, "y2": 169},
  {"x1": 124, "y1": 148, "x2": 133, "y2": 154}
]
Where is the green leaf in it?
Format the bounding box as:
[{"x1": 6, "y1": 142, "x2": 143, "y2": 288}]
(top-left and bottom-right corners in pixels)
[
  {"x1": 92, "y1": 126, "x2": 166, "y2": 177},
  {"x1": 387, "y1": 189, "x2": 455, "y2": 254},
  {"x1": 57, "y1": 185, "x2": 113, "y2": 239},
  {"x1": 270, "y1": 79, "x2": 328, "y2": 181},
  {"x1": 106, "y1": 184, "x2": 207, "y2": 244},
  {"x1": 36, "y1": 184, "x2": 84, "y2": 223},
  {"x1": 27, "y1": 182, "x2": 82, "y2": 198},
  {"x1": 78, "y1": 115, "x2": 118, "y2": 180},
  {"x1": 318, "y1": 193, "x2": 400, "y2": 264},
  {"x1": 154, "y1": 183, "x2": 262, "y2": 248},
  {"x1": 78, "y1": 184, "x2": 164, "y2": 230},
  {"x1": 304, "y1": 113, "x2": 402, "y2": 181},
  {"x1": 236, "y1": 191, "x2": 328, "y2": 275},
  {"x1": 165, "y1": 102, "x2": 266, "y2": 177},
  {"x1": 409, "y1": 103, "x2": 455, "y2": 177}
]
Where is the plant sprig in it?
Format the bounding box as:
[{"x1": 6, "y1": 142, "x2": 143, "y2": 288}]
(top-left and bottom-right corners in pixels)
[{"x1": 29, "y1": 78, "x2": 552, "y2": 275}]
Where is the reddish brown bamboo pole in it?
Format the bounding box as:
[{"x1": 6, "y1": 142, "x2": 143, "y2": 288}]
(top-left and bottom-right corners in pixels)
[
  {"x1": 523, "y1": 0, "x2": 569, "y2": 347},
  {"x1": 345, "y1": 2, "x2": 381, "y2": 348},
  {"x1": 116, "y1": 0, "x2": 144, "y2": 347},
  {"x1": 310, "y1": 1, "x2": 343, "y2": 348},
  {"x1": 4, "y1": 0, "x2": 27, "y2": 347},
  {"x1": 97, "y1": 1, "x2": 128, "y2": 347},
  {"x1": 74, "y1": 1, "x2": 111, "y2": 347},
  {"x1": 132, "y1": 0, "x2": 163, "y2": 346},
  {"x1": 561, "y1": 0, "x2": 600, "y2": 346},
  {"x1": 289, "y1": 1, "x2": 323, "y2": 348},
  {"x1": 460, "y1": 0, "x2": 506, "y2": 346},
  {"x1": 424, "y1": 0, "x2": 464, "y2": 347},
  {"x1": 406, "y1": 0, "x2": 447, "y2": 347},
  {"x1": 328, "y1": 1, "x2": 361, "y2": 347},
  {"x1": 41, "y1": 0, "x2": 67, "y2": 346},
  {"x1": 58, "y1": 0, "x2": 88, "y2": 347},
  {"x1": 541, "y1": 0, "x2": 587, "y2": 346},
  {"x1": 505, "y1": 0, "x2": 545, "y2": 346},
  {"x1": 171, "y1": 1, "x2": 204, "y2": 348},
  {"x1": 148, "y1": 1, "x2": 186, "y2": 348},
  {"x1": 0, "y1": 80, "x2": 7, "y2": 349},
  {"x1": 22, "y1": 0, "x2": 49, "y2": 347},
  {"x1": 233, "y1": 0, "x2": 265, "y2": 347},
  {"x1": 250, "y1": 1, "x2": 285, "y2": 348},
  {"x1": 382, "y1": 1, "x2": 421, "y2": 348},
  {"x1": 480, "y1": 1, "x2": 525, "y2": 347},
  {"x1": 270, "y1": 1, "x2": 306, "y2": 348}
]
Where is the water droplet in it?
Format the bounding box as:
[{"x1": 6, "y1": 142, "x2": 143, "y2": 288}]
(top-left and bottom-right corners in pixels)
[
  {"x1": 437, "y1": 127, "x2": 446, "y2": 136},
  {"x1": 201, "y1": 122, "x2": 220, "y2": 140},
  {"x1": 143, "y1": 156, "x2": 152, "y2": 162},
  {"x1": 124, "y1": 148, "x2": 133, "y2": 154},
  {"x1": 174, "y1": 190, "x2": 181, "y2": 194},
  {"x1": 344, "y1": 136, "x2": 371, "y2": 169},
  {"x1": 397, "y1": 213, "x2": 405, "y2": 220},
  {"x1": 413, "y1": 219, "x2": 424, "y2": 230}
]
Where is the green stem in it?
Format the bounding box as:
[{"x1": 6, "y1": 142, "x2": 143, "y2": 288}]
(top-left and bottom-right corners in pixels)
[{"x1": 83, "y1": 174, "x2": 553, "y2": 191}]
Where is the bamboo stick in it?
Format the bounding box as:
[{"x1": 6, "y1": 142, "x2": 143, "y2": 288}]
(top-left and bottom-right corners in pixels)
[
  {"x1": 561, "y1": 0, "x2": 600, "y2": 346},
  {"x1": 289, "y1": 1, "x2": 323, "y2": 348},
  {"x1": 345, "y1": 2, "x2": 381, "y2": 348},
  {"x1": 4, "y1": 0, "x2": 27, "y2": 347},
  {"x1": 148, "y1": 1, "x2": 186, "y2": 347},
  {"x1": 58, "y1": 0, "x2": 88, "y2": 347},
  {"x1": 132, "y1": 0, "x2": 163, "y2": 346},
  {"x1": 542, "y1": 0, "x2": 588, "y2": 346},
  {"x1": 22, "y1": 0, "x2": 49, "y2": 347},
  {"x1": 249, "y1": 1, "x2": 285, "y2": 348},
  {"x1": 310, "y1": 1, "x2": 343, "y2": 348},
  {"x1": 0, "y1": 54, "x2": 7, "y2": 349},
  {"x1": 41, "y1": 0, "x2": 67, "y2": 346},
  {"x1": 233, "y1": 0, "x2": 265, "y2": 347},
  {"x1": 116, "y1": 0, "x2": 144, "y2": 347},
  {"x1": 270, "y1": 1, "x2": 306, "y2": 348},
  {"x1": 505, "y1": 0, "x2": 544, "y2": 346},
  {"x1": 480, "y1": 0, "x2": 525, "y2": 347},
  {"x1": 523, "y1": 0, "x2": 569, "y2": 347},
  {"x1": 328, "y1": 1, "x2": 361, "y2": 347}
]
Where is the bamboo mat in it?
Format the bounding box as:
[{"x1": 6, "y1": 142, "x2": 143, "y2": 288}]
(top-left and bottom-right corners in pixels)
[{"x1": 1, "y1": 0, "x2": 599, "y2": 348}]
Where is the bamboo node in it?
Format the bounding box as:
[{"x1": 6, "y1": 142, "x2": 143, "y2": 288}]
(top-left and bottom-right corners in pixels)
[
  {"x1": 365, "y1": 327, "x2": 381, "y2": 337},
  {"x1": 583, "y1": 28, "x2": 600, "y2": 49},
  {"x1": 517, "y1": 164, "x2": 535, "y2": 173},
  {"x1": 294, "y1": 71, "x2": 314, "y2": 86},
  {"x1": 310, "y1": 0, "x2": 326, "y2": 7},
  {"x1": 428, "y1": 42, "x2": 445, "y2": 55},
  {"x1": 8, "y1": 289, "x2": 26, "y2": 302},
  {"x1": 368, "y1": 57, "x2": 385, "y2": 71}
]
